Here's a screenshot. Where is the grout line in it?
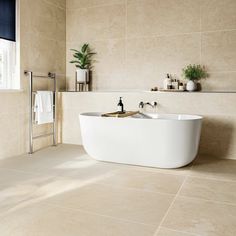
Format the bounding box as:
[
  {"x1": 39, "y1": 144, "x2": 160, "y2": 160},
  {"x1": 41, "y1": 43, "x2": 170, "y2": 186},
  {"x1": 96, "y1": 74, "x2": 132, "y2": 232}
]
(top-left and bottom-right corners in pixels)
[
  {"x1": 0, "y1": 162, "x2": 125, "y2": 182},
  {"x1": 66, "y1": 2, "x2": 125, "y2": 11},
  {"x1": 121, "y1": 167, "x2": 191, "y2": 178},
  {"x1": 183, "y1": 174, "x2": 236, "y2": 184},
  {"x1": 157, "y1": 227, "x2": 200, "y2": 236},
  {"x1": 0, "y1": 167, "x2": 49, "y2": 177},
  {"x1": 153, "y1": 177, "x2": 189, "y2": 235},
  {"x1": 200, "y1": 3, "x2": 202, "y2": 65},
  {"x1": 1, "y1": 158, "x2": 236, "y2": 184},
  {"x1": 176, "y1": 194, "x2": 236, "y2": 207},
  {"x1": 66, "y1": 70, "x2": 236, "y2": 78},
  {"x1": 65, "y1": 2, "x2": 236, "y2": 38},
  {"x1": 119, "y1": 164, "x2": 193, "y2": 177},
  {"x1": 43, "y1": 0, "x2": 66, "y2": 10},
  {"x1": 153, "y1": 164, "x2": 195, "y2": 236},
  {"x1": 200, "y1": 28, "x2": 236, "y2": 34},
  {"x1": 0, "y1": 167, "x2": 40, "y2": 175},
  {"x1": 66, "y1": 30, "x2": 236, "y2": 44},
  {"x1": 95, "y1": 182, "x2": 177, "y2": 197},
  {"x1": 41, "y1": 201, "x2": 158, "y2": 228},
  {"x1": 124, "y1": 0, "x2": 128, "y2": 83},
  {"x1": 125, "y1": 28, "x2": 236, "y2": 40}
]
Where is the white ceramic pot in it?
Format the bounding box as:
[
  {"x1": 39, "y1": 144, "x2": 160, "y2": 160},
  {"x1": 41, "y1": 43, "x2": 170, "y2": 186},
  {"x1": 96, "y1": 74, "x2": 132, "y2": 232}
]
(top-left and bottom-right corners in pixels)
[
  {"x1": 76, "y1": 69, "x2": 89, "y2": 83},
  {"x1": 186, "y1": 80, "x2": 197, "y2": 91}
]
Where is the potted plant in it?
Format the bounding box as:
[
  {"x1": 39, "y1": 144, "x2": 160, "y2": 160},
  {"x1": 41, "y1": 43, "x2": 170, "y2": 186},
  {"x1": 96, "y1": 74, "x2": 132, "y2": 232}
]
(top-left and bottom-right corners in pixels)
[
  {"x1": 182, "y1": 64, "x2": 208, "y2": 91},
  {"x1": 70, "y1": 44, "x2": 96, "y2": 83}
]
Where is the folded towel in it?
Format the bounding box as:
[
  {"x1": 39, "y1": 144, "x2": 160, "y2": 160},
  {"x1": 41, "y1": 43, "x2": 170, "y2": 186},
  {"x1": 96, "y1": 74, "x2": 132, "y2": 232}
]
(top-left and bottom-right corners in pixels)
[
  {"x1": 101, "y1": 111, "x2": 139, "y2": 118},
  {"x1": 34, "y1": 91, "x2": 54, "y2": 124}
]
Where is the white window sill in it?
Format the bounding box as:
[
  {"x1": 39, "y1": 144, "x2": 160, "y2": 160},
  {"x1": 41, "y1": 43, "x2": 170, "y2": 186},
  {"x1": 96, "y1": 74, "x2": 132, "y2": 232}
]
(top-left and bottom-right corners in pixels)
[{"x1": 0, "y1": 89, "x2": 23, "y2": 93}]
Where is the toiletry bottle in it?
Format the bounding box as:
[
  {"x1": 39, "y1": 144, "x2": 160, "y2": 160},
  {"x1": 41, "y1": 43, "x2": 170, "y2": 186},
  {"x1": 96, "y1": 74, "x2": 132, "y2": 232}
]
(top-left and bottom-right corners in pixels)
[
  {"x1": 163, "y1": 74, "x2": 172, "y2": 90},
  {"x1": 172, "y1": 79, "x2": 179, "y2": 90},
  {"x1": 117, "y1": 97, "x2": 124, "y2": 114},
  {"x1": 179, "y1": 82, "x2": 184, "y2": 91}
]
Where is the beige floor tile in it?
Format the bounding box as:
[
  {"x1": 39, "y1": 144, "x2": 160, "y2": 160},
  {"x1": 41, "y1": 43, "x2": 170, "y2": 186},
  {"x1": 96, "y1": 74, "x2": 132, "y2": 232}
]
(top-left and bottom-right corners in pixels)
[
  {"x1": 45, "y1": 183, "x2": 174, "y2": 226},
  {"x1": 0, "y1": 145, "x2": 121, "y2": 179},
  {"x1": 162, "y1": 196, "x2": 236, "y2": 236},
  {"x1": 0, "y1": 144, "x2": 86, "y2": 171},
  {"x1": 97, "y1": 168, "x2": 185, "y2": 194},
  {"x1": 2, "y1": 145, "x2": 236, "y2": 235},
  {"x1": 0, "y1": 169, "x2": 40, "y2": 186},
  {"x1": 0, "y1": 203, "x2": 156, "y2": 236},
  {"x1": 191, "y1": 155, "x2": 236, "y2": 181},
  {"x1": 156, "y1": 227, "x2": 199, "y2": 236},
  {"x1": 180, "y1": 177, "x2": 236, "y2": 204},
  {"x1": 0, "y1": 175, "x2": 80, "y2": 216}
]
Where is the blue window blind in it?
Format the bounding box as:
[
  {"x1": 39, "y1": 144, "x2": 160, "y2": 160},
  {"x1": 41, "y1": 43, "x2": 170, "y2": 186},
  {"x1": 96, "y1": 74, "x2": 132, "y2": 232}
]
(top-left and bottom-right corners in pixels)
[{"x1": 0, "y1": 0, "x2": 16, "y2": 42}]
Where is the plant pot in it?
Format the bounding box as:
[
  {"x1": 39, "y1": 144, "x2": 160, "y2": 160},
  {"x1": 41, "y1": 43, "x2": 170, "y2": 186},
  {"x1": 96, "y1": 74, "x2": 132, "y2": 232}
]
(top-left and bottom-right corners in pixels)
[
  {"x1": 76, "y1": 69, "x2": 89, "y2": 83},
  {"x1": 186, "y1": 80, "x2": 197, "y2": 92}
]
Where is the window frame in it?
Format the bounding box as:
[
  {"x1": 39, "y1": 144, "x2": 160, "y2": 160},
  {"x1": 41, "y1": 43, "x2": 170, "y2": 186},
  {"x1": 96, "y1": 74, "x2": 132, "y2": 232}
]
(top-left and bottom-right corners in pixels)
[{"x1": 0, "y1": 0, "x2": 20, "y2": 91}]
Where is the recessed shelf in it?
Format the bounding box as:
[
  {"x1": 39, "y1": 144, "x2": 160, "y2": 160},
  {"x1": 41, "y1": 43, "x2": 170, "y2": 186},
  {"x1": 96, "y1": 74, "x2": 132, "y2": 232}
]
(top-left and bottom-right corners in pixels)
[{"x1": 61, "y1": 90, "x2": 236, "y2": 94}]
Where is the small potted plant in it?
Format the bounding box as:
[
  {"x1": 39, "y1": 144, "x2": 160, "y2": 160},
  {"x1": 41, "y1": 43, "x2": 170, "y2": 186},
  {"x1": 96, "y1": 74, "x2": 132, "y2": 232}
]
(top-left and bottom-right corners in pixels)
[
  {"x1": 70, "y1": 44, "x2": 96, "y2": 83},
  {"x1": 182, "y1": 64, "x2": 208, "y2": 91}
]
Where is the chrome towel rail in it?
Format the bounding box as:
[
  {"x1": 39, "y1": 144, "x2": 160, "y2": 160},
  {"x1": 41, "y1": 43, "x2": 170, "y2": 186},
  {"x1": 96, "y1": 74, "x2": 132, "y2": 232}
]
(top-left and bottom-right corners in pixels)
[{"x1": 24, "y1": 70, "x2": 57, "y2": 154}]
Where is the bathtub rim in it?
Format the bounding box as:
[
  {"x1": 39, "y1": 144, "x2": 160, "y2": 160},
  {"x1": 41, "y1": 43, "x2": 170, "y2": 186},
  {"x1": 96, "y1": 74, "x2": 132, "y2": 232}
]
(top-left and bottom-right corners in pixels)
[{"x1": 80, "y1": 112, "x2": 203, "y2": 121}]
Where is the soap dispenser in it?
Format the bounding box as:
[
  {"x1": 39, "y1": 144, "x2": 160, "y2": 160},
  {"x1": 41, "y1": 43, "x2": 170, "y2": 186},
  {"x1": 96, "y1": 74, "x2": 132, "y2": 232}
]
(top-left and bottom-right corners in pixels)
[{"x1": 117, "y1": 97, "x2": 125, "y2": 114}]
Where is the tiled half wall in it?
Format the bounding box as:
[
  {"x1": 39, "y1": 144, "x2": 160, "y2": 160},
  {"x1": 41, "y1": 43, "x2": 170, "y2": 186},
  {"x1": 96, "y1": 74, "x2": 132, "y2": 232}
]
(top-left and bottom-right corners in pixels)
[{"x1": 61, "y1": 91, "x2": 236, "y2": 160}]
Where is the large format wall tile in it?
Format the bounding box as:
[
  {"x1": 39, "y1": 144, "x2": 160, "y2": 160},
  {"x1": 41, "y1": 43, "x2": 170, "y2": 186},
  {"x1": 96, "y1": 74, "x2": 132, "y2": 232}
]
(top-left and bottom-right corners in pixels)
[
  {"x1": 201, "y1": 72, "x2": 236, "y2": 90},
  {"x1": 201, "y1": 0, "x2": 236, "y2": 31},
  {"x1": 127, "y1": 0, "x2": 201, "y2": 37},
  {"x1": 126, "y1": 34, "x2": 201, "y2": 88},
  {"x1": 45, "y1": 0, "x2": 66, "y2": 9},
  {"x1": 66, "y1": 39, "x2": 126, "y2": 90},
  {"x1": 201, "y1": 30, "x2": 236, "y2": 72},
  {"x1": 67, "y1": 4, "x2": 125, "y2": 42},
  {"x1": 67, "y1": 39, "x2": 125, "y2": 76}
]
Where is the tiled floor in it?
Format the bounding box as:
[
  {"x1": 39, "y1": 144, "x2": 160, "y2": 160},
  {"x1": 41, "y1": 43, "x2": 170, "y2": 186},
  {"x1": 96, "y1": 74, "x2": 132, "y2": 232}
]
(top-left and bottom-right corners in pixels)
[{"x1": 0, "y1": 145, "x2": 236, "y2": 236}]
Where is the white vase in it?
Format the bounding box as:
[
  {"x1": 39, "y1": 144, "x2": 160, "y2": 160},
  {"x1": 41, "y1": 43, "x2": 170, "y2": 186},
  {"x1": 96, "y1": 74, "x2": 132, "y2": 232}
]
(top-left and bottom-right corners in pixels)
[
  {"x1": 76, "y1": 69, "x2": 89, "y2": 83},
  {"x1": 186, "y1": 80, "x2": 197, "y2": 91}
]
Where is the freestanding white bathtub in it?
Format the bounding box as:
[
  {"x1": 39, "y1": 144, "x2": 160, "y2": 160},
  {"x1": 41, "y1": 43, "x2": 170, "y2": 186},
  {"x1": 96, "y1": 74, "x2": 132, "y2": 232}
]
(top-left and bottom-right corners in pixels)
[{"x1": 79, "y1": 112, "x2": 202, "y2": 168}]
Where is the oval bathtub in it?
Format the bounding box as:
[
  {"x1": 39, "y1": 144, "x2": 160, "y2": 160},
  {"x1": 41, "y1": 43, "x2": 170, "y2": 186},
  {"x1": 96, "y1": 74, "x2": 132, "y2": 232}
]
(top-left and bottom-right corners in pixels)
[{"x1": 79, "y1": 112, "x2": 202, "y2": 168}]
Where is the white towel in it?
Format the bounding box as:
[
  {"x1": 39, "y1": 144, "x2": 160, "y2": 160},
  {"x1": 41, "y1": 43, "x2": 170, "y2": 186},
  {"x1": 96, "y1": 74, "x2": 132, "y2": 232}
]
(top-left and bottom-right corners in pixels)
[{"x1": 34, "y1": 91, "x2": 54, "y2": 124}]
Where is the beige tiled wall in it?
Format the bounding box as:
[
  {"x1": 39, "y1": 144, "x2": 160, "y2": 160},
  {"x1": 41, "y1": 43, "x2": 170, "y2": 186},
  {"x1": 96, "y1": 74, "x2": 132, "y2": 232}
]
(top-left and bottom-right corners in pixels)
[
  {"x1": 0, "y1": 0, "x2": 66, "y2": 159},
  {"x1": 66, "y1": 0, "x2": 236, "y2": 91}
]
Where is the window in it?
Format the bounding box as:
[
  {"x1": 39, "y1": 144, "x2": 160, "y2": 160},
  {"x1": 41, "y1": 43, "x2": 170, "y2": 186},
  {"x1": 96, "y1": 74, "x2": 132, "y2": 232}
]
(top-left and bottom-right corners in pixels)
[
  {"x1": 0, "y1": 0, "x2": 18, "y2": 90},
  {"x1": 0, "y1": 39, "x2": 16, "y2": 89}
]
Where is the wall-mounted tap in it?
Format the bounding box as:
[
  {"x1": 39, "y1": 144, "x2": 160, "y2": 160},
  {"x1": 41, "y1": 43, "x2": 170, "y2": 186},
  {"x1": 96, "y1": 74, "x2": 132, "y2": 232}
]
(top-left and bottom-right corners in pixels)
[{"x1": 139, "y1": 101, "x2": 157, "y2": 109}]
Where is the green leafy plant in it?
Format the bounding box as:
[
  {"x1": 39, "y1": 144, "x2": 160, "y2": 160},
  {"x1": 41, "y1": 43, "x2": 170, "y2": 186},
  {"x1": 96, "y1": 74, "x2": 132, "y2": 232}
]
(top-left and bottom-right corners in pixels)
[
  {"x1": 70, "y1": 44, "x2": 96, "y2": 69},
  {"x1": 182, "y1": 64, "x2": 208, "y2": 81}
]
